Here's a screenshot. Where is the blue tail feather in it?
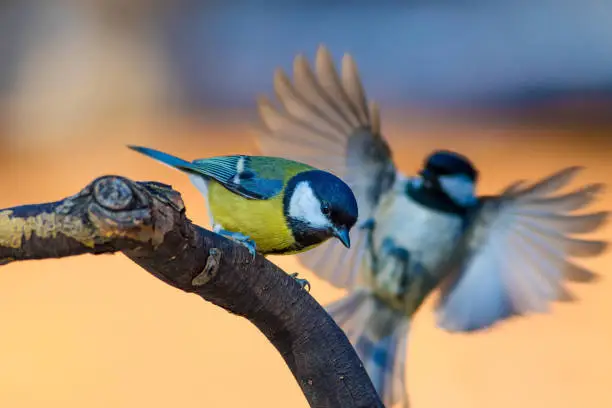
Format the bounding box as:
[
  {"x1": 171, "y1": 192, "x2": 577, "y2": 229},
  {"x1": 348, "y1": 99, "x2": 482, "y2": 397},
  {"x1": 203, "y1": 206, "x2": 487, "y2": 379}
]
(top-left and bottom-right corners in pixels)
[{"x1": 128, "y1": 145, "x2": 198, "y2": 173}]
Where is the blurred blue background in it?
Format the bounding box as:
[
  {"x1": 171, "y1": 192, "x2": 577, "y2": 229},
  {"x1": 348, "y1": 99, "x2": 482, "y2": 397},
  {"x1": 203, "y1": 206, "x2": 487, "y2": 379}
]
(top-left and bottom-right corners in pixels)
[
  {"x1": 163, "y1": 1, "x2": 612, "y2": 113},
  {"x1": 0, "y1": 0, "x2": 611, "y2": 145}
]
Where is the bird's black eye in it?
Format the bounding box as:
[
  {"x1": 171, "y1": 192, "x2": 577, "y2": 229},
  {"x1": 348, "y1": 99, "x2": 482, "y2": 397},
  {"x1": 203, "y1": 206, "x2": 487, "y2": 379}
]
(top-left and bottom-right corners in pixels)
[{"x1": 321, "y1": 203, "x2": 331, "y2": 216}]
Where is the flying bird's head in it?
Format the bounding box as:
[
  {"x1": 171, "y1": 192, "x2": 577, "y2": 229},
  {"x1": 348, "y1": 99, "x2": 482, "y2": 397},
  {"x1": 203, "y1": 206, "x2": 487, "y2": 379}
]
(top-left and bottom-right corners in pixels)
[{"x1": 417, "y1": 150, "x2": 479, "y2": 207}]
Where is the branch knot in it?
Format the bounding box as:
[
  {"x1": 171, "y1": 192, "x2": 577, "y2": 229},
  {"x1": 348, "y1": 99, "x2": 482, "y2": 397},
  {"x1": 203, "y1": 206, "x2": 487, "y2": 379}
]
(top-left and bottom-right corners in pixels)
[{"x1": 192, "y1": 248, "x2": 222, "y2": 287}]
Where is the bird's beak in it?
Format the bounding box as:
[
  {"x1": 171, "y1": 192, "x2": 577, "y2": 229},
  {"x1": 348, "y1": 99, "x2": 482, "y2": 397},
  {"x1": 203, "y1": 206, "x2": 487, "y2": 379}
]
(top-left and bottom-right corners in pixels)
[
  {"x1": 333, "y1": 227, "x2": 351, "y2": 249},
  {"x1": 419, "y1": 168, "x2": 436, "y2": 184},
  {"x1": 419, "y1": 168, "x2": 430, "y2": 178}
]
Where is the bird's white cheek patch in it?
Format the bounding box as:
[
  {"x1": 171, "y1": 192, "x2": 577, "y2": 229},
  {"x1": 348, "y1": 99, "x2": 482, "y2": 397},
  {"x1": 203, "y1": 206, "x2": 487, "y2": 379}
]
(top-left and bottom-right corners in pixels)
[
  {"x1": 438, "y1": 175, "x2": 477, "y2": 206},
  {"x1": 289, "y1": 181, "x2": 330, "y2": 228}
]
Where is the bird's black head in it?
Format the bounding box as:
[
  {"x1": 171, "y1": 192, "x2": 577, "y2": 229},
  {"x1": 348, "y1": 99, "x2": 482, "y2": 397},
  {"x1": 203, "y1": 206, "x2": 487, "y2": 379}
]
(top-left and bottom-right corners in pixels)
[
  {"x1": 408, "y1": 150, "x2": 479, "y2": 212},
  {"x1": 284, "y1": 170, "x2": 358, "y2": 249},
  {"x1": 422, "y1": 150, "x2": 478, "y2": 183}
]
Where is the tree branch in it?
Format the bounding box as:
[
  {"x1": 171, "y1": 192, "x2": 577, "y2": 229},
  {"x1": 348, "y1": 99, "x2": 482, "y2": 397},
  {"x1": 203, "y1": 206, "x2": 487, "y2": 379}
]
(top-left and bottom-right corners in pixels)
[{"x1": 0, "y1": 175, "x2": 383, "y2": 408}]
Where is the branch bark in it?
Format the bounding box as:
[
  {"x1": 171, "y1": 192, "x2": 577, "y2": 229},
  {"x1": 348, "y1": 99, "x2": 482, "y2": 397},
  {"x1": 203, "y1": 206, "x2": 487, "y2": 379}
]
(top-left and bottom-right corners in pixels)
[{"x1": 0, "y1": 175, "x2": 384, "y2": 408}]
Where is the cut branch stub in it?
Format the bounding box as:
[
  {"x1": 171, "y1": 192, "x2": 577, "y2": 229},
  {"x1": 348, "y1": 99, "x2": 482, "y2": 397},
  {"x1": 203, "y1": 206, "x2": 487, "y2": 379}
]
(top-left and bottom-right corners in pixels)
[{"x1": 93, "y1": 176, "x2": 135, "y2": 210}]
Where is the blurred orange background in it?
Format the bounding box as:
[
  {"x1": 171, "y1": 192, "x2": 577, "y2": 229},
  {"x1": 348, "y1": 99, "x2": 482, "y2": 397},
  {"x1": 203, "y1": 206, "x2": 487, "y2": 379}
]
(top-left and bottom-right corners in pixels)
[{"x1": 0, "y1": 2, "x2": 611, "y2": 407}]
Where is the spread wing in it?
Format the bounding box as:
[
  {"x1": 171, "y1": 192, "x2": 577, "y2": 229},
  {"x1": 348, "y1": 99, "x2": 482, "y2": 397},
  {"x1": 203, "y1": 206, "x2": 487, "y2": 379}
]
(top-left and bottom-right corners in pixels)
[
  {"x1": 254, "y1": 45, "x2": 397, "y2": 289},
  {"x1": 128, "y1": 146, "x2": 283, "y2": 200},
  {"x1": 435, "y1": 167, "x2": 608, "y2": 332}
]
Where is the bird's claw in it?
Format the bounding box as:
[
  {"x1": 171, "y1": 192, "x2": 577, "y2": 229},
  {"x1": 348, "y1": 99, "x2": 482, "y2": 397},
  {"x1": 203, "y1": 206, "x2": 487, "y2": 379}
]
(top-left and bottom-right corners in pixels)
[
  {"x1": 289, "y1": 272, "x2": 311, "y2": 292},
  {"x1": 381, "y1": 237, "x2": 410, "y2": 262},
  {"x1": 239, "y1": 239, "x2": 257, "y2": 261},
  {"x1": 216, "y1": 229, "x2": 257, "y2": 261},
  {"x1": 359, "y1": 218, "x2": 376, "y2": 231}
]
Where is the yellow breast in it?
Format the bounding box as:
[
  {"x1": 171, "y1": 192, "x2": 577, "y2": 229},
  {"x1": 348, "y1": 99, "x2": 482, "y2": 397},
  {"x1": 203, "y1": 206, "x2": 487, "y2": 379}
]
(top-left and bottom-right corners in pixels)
[{"x1": 206, "y1": 180, "x2": 298, "y2": 254}]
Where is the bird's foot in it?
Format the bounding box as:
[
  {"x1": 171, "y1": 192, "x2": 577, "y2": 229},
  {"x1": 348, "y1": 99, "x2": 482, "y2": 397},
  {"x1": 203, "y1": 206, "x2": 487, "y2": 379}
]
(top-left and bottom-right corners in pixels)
[
  {"x1": 376, "y1": 237, "x2": 411, "y2": 299},
  {"x1": 216, "y1": 229, "x2": 257, "y2": 260},
  {"x1": 289, "y1": 272, "x2": 311, "y2": 292},
  {"x1": 381, "y1": 237, "x2": 410, "y2": 262},
  {"x1": 359, "y1": 218, "x2": 376, "y2": 231}
]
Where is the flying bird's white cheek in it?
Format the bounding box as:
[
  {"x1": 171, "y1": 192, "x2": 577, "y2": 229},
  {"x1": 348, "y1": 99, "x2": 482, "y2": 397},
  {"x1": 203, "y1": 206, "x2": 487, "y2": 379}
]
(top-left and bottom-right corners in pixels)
[
  {"x1": 288, "y1": 181, "x2": 330, "y2": 228},
  {"x1": 438, "y1": 174, "x2": 477, "y2": 206}
]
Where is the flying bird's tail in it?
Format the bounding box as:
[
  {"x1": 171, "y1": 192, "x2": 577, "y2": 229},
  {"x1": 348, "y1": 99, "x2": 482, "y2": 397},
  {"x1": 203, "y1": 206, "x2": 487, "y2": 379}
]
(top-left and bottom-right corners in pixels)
[{"x1": 326, "y1": 289, "x2": 410, "y2": 408}]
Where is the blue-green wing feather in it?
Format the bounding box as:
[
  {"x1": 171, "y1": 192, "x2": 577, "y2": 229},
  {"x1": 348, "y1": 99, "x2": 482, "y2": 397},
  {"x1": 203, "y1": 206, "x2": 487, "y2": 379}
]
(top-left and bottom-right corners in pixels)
[
  {"x1": 192, "y1": 156, "x2": 284, "y2": 199},
  {"x1": 128, "y1": 146, "x2": 283, "y2": 200}
]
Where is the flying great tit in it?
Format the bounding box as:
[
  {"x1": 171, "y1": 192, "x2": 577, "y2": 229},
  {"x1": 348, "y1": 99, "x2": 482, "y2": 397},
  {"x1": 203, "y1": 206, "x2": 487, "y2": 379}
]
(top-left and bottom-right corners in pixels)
[
  {"x1": 128, "y1": 147, "x2": 358, "y2": 289},
  {"x1": 253, "y1": 45, "x2": 609, "y2": 407}
]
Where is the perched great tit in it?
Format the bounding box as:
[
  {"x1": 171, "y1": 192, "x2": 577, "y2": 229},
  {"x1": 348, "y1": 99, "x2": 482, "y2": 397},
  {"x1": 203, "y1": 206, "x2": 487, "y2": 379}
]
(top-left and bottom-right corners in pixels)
[
  {"x1": 128, "y1": 146, "x2": 358, "y2": 289},
  {"x1": 253, "y1": 45, "x2": 609, "y2": 407}
]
